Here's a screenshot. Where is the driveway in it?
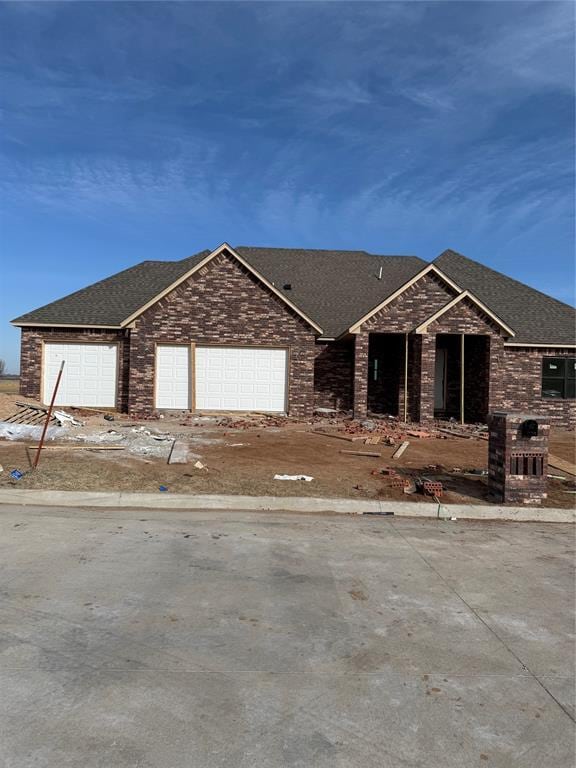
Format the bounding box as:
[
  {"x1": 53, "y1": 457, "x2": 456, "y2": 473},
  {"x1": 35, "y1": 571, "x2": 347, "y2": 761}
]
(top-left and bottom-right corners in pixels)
[{"x1": 0, "y1": 505, "x2": 574, "y2": 767}]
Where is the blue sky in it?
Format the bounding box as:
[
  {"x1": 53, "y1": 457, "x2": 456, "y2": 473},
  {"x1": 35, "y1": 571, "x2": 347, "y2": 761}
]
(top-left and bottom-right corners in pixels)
[{"x1": 0, "y1": 1, "x2": 574, "y2": 373}]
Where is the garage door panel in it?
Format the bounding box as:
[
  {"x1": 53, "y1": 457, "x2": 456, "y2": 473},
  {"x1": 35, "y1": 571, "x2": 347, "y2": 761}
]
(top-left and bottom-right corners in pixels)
[
  {"x1": 43, "y1": 344, "x2": 117, "y2": 408},
  {"x1": 155, "y1": 346, "x2": 190, "y2": 409},
  {"x1": 195, "y1": 347, "x2": 287, "y2": 412}
]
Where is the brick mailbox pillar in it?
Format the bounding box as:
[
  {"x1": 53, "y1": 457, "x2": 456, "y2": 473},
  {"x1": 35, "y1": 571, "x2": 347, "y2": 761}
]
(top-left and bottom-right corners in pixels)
[{"x1": 488, "y1": 412, "x2": 550, "y2": 504}]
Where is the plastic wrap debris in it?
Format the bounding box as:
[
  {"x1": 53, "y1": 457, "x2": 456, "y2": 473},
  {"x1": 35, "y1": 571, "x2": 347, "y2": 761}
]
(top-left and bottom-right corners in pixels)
[
  {"x1": 0, "y1": 422, "x2": 63, "y2": 441},
  {"x1": 274, "y1": 474, "x2": 314, "y2": 482},
  {"x1": 53, "y1": 410, "x2": 83, "y2": 427}
]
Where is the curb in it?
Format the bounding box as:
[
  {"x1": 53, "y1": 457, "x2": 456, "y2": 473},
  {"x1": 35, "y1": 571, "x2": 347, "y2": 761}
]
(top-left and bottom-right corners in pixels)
[{"x1": 0, "y1": 489, "x2": 573, "y2": 523}]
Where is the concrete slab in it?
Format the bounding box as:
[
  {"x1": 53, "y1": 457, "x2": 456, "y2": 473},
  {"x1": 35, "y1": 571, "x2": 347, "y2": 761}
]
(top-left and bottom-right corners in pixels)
[
  {"x1": 0, "y1": 505, "x2": 573, "y2": 766},
  {"x1": 0, "y1": 488, "x2": 574, "y2": 522}
]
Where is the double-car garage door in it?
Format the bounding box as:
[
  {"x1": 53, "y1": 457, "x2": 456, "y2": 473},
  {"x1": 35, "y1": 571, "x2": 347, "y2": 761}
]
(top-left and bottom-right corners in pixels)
[{"x1": 155, "y1": 345, "x2": 288, "y2": 412}]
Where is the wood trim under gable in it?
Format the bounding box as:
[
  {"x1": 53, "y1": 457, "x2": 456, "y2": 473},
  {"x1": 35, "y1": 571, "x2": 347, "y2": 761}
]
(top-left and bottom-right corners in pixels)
[
  {"x1": 12, "y1": 322, "x2": 123, "y2": 329},
  {"x1": 414, "y1": 290, "x2": 516, "y2": 337},
  {"x1": 503, "y1": 342, "x2": 576, "y2": 349},
  {"x1": 347, "y1": 264, "x2": 464, "y2": 334},
  {"x1": 120, "y1": 243, "x2": 324, "y2": 334}
]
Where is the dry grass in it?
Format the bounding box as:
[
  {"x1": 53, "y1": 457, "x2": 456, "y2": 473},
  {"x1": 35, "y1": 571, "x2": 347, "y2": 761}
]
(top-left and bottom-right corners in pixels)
[{"x1": 0, "y1": 379, "x2": 19, "y2": 395}]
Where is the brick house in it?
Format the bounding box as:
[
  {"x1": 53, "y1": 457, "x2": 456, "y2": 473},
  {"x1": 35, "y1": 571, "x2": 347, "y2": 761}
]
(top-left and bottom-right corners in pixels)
[{"x1": 11, "y1": 243, "x2": 576, "y2": 428}]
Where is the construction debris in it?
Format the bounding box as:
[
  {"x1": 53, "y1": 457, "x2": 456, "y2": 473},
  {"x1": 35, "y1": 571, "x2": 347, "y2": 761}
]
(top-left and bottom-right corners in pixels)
[
  {"x1": 274, "y1": 474, "x2": 314, "y2": 481},
  {"x1": 392, "y1": 441, "x2": 410, "y2": 459},
  {"x1": 168, "y1": 440, "x2": 189, "y2": 464},
  {"x1": 53, "y1": 410, "x2": 83, "y2": 427},
  {"x1": 5, "y1": 402, "x2": 59, "y2": 427},
  {"x1": 340, "y1": 449, "x2": 381, "y2": 458}
]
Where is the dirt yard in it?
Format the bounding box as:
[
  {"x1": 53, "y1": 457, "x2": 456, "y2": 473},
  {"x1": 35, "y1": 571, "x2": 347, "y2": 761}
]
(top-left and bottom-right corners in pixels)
[{"x1": 0, "y1": 391, "x2": 574, "y2": 507}]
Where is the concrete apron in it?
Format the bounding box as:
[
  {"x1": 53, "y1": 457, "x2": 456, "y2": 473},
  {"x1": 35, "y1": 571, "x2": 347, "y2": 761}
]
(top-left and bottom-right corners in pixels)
[{"x1": 0, "y1": 488, "x2": 573, "y2": 523}]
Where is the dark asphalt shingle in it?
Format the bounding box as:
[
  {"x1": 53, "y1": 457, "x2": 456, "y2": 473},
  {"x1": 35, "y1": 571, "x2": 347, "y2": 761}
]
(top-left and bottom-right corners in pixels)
[
  {"x1": 11, "y1": 245, "x2": 575, "y2": 345},
  {"x1": 434, "y1": 250, "x2": 576, "y2": 345}
]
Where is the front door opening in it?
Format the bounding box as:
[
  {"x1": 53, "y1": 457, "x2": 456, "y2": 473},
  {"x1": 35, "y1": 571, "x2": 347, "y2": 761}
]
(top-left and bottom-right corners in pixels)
[
  {"x1": 368, "y1": 333, "x2": 405, "y2": 417},
  {"x1": 434, "y1": 334, "x2": 490, "y2": 423}
]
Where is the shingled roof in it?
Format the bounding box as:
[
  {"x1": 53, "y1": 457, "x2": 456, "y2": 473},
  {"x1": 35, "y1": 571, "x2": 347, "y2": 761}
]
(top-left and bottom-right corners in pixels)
[
  {"x1": 434, "y1": 250, "x2": 576, "y2": 346},
  {"x1": 11, "y1": 244, "x2": 575, "y2": 345}
]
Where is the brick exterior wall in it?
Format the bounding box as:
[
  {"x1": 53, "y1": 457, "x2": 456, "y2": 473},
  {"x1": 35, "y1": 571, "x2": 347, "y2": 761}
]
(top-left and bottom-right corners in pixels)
[
  {"x1": 314, "y1": 339, "x2": 353, "y2": 411},
  {"x1": 500, "y1": 347, "x2": 576, "y2": 429},
  {"x1": 19, "y1": 327, "x2": 130, "y2": 410},
  {"x1": 16, "y1": 266, "x2": 575, "y2": 429},
  {"x1": 127, "y1": 250, "x2": 317, "y2": 417},
  {"x1": 352, "y1": 333, "x2": 369, "y2": 418},
  {"x1": 363, "y1": 273, "x2": 457, "y2": 333}
]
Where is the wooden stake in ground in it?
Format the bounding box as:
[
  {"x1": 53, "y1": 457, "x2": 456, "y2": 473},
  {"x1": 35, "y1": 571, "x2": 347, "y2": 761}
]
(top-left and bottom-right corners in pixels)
[{"x1": 33, "y1": 360, "x2": 64, "y2": 470}]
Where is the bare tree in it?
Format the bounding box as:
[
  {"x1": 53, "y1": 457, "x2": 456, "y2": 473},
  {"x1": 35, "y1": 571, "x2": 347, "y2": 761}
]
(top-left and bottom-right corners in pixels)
[{"x1": 0, "y1": 359, "x2": 5, "y2": 376}]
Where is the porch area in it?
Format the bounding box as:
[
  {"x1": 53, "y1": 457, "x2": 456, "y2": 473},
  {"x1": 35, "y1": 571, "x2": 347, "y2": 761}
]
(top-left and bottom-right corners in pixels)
[{"x1": 353, "y1": 331, "x2": 494, "y2": 423}]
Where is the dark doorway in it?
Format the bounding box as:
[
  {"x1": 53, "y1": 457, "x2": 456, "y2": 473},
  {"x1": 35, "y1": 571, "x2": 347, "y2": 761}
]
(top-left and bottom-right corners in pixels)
[
  {"x1": 434, "y1": 334, "x2": 490, "y2": 423},
  {"x1": 368, "y1": 334, "x2": 405, "y2": 416}
]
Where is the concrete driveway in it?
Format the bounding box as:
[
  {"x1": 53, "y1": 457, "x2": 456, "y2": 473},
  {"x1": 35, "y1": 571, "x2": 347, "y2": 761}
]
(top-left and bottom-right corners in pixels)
[{"x1": 0, "y1": 505, "x2": 574, "y2": 768}]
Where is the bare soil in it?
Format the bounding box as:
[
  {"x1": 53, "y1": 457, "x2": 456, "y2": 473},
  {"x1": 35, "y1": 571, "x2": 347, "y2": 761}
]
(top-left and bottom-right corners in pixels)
[{"x1": 0, "y1": 391, "x2": 573, "y2": 508}]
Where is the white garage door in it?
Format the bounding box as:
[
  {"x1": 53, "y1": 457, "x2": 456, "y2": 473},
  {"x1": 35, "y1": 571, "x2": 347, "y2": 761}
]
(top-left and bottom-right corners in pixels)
[
  {"x1": 43, "y1": 343, "x2": 117, "y2": 407},
  {"x1": 155, "y1": 345, "x2": 190, "y2": 409},
  {"x1": 195, "y1": 347, "x2": 287, "y2": 412}
]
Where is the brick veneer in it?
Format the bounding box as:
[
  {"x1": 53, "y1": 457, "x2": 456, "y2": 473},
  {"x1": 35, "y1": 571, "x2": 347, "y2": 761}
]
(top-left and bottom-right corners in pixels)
[
  {"x1": 314, "y1": 339, "x2": 353, "y2": 411},
  {"x1": 16, "y1": 264, "x2": 575, "y2": 429},
  {"x1": 488, "y1": 412, "x2": 550, "y2": 504},
  {"x1": 19, "y1": 327, "x2": 130, "y2": 410},
  {"x1": 500, "y1": 347, "x2": 576, "y2": 429},
  {"x1": 352, "y1": 333, "x2": 369, "y2": 418},
  {"x1": 127, "y1": 250, "x2": 317, "y2": 417}
]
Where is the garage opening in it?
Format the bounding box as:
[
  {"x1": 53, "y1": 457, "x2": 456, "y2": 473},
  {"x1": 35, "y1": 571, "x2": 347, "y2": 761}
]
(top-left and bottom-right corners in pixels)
[{"x1": 43, "y1": 343, "x2": 118, "y2": 408}]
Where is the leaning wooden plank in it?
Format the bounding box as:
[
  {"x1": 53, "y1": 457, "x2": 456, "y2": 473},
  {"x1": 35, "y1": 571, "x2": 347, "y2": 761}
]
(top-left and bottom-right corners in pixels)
[
  {"x1": 16, "y1": 401, "x2": 48, "y2": 412},
  {"x1": 392, "y1": 440, "x2": 410, "y2": 459},
  {"x1": 340, "y1": 449, "x2": 381, "y2": 457},
  {"x1": 168, "y1": 439, "x2": 189, "y2": 464},
  {"x1": 548, "y1": 454, "x2": 576, "y2": 477}
]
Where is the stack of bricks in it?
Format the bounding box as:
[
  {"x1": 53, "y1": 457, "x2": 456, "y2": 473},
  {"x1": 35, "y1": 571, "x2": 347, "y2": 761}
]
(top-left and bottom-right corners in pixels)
[{"x1": 488, "y1": 412, "x2": 550, "y2": 504}]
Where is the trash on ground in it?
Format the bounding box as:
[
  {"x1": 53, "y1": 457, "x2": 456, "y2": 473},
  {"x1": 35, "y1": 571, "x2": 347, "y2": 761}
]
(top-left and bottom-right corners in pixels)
[
  {"x1": 0, "y1": 422, "x2": 63, "y2": 441},
  {"x1": 53, "y1": 410, "x2": 83, "y2": 427},
  {"x1": 274, "y1": 474, "x2": 314, "y2": 481},
  {"x1": 193, "y1": 460, "x2": 206, "y2": 470},
  {"x1": 159, "y1": 485, "x2": 168, "y2": 492},
  {"x1": 103, "y1": 413, "x2": 115, "y2": 421},
  {"x1": 10, "y1": 469, "x2": 24, "y2": 480}
]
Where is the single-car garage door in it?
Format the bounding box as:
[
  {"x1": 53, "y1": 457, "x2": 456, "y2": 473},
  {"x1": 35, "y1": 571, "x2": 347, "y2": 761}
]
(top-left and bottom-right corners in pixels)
[
  {"x1": 195, "y1": 347, "x2": 287, "y2": 412},
  {"x1": 43, "y1": 343, "x2": 118, "y2": 407},
  {"x1": 155, "y1": 345, "x2": 190, "y2": 409}
]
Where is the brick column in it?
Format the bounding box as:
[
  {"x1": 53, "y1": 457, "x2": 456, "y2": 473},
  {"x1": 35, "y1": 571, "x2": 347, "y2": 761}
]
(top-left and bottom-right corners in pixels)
[
  {"x1": 488, "y1": 335, "x2": 505, "y2": 413},
  {"x1": 353, "y1": 332, "x2": 369, "y2": 419},
  {"x1": 417, "y1": 333, "x2": 436, "y2": 423}
]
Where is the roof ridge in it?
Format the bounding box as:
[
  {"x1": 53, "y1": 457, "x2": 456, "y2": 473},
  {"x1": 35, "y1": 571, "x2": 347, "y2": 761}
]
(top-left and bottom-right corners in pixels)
[{"x1": 436, "y1": 249, "x2": 575, "y2": 311}]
